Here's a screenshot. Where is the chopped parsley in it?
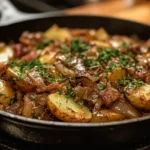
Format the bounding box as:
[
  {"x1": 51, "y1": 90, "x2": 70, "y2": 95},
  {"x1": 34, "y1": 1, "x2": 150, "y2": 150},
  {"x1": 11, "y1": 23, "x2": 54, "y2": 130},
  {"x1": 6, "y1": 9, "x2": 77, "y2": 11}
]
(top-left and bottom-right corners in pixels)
[
  {"x1": 10, "y1": 59, "x2": 55, "y2": 82},
  {"x1": 12, "y1": 77, "x2": 17, "y2": 81},
  {"x1": 94, "y1": 73, "x2": 100, "y2": 77},
  {"x1": 57, "y1": 90, "x2": 66, "y2": 96},
  {"x1": 83, "y1": 58, "x2": 99, "y2": 67},
  {"x1": 66, "y1": 86, "x2": 75, "y2": 98},
  {"x1": 60, "y1": 44, "x2": 69, "y2": 54},
  {"x1": 66, "y1": 58, "x2": 71, "y2": 65},
  {"x1": 105, "y1": 54, "x2": 133, "y2": 72},
  {"x1": 98, "y1": 48, "x2": 119, "y2": 62},
  {"x1": 57, "y1": 86, "x2": 75, "y2": 98},
  {"x1": 119, "y1": 79, "x2": 130, "y2": 86},
  {"x1": 126, "y1": 52, "x2": 134, "y2": 57},
  {"x1": 77, "y1": 100, "x2": 84, "y2": 106},
  {"x1": 119, "y1": 55, "x2": 129, "y2": 67},
  {"x1": 36, "y1": 39, "x2": 55, "y2": 50},
  {"x1": 119, "y1": 79, "x2": 145, "y2": 89},
  {"x1": 0, "y1": 93, "x2": 6, "y2": 97},
  {"x1": 8, "y1": 96, "x2": 17, "y2": 106},
  {"x1": 98, "y1": 83, "x2": 105, "y2": 91},
  {"x1": 106, "y1": 63, "x2": 121, "y2": 71},
  {"x1": 71, "y1": 39, "x2": 89, "y2": 54},
  {"x1": 10, "y1": 59, "x2": 42, "y2": 73},
  {"x1": 121, "y1": 42, "x2": 130, "y2": 48}
]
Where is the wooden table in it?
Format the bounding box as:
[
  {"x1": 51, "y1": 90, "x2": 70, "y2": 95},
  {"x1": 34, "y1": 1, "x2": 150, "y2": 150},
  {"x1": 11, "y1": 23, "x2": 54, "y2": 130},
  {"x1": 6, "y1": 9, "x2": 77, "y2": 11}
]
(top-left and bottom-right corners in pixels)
[{"x1": 64, "y1": 0, "x2": 150, "y2": 24}]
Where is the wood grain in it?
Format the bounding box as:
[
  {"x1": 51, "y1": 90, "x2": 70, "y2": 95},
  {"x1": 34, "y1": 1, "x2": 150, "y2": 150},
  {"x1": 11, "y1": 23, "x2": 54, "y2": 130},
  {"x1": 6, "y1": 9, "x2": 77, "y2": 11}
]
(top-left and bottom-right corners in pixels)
[{"x1": 64, "y1": 0, "x2": 150, "y2": 24}]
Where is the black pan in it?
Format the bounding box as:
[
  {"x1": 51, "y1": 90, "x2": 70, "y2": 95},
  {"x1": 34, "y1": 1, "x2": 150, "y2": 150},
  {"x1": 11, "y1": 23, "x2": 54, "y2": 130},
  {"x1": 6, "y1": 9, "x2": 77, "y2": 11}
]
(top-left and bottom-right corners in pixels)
[{"x1": 0, "y1": 1, "x2": 150, "y2": 145}]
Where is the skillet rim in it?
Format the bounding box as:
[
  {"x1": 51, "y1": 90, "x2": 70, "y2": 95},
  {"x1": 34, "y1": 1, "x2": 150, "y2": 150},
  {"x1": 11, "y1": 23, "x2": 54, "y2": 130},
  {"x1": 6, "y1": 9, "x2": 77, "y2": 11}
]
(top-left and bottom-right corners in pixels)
[
  {"x1": 0, "y1": 14, "x2": 150, "y2": 127},
  {"x1": 0, "y1": 14, "x2": 150, "y2": 27}
]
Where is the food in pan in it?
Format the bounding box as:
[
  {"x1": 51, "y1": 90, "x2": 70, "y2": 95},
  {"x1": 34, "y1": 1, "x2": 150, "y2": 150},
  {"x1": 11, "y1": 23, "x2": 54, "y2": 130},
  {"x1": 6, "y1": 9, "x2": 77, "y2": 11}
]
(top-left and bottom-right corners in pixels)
[{"x1": 0, "y1": 25, "x2": 150, "y2": 123}]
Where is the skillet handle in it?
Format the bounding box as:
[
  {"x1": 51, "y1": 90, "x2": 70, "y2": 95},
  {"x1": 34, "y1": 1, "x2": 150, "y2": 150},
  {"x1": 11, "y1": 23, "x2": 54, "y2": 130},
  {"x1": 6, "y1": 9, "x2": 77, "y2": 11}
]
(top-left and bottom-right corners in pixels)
[{"x1": 0, "y1": 0, "x2": 64, "y2": 26}]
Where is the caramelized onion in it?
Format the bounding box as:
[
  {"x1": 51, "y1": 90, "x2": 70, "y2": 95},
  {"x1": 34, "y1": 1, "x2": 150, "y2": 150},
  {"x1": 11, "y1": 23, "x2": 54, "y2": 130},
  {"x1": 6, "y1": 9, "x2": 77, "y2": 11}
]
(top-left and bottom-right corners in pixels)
[
  {"x1": 111, "y1": 100, "x2": 140, "y2": 118},
  {"x1": 0, "y1": 104, "x2": 3, "y2": 110},
  {"x1": 0, "y1": 62, "x2": 8, "y2": 76},
  {"x1": 85, "y1": 73, "x2": 100, "y2": 82},
  {"x1": 55, "y1": 62, "x2": 75, "y2": 78},
  {"x1": 32, "y1": 106, "x2": 45, "y2": 117},
  {"x1": 75, "y1": 76, "x2": 95, "y2": 87},
  {"x1": 47, "y1": 83, "x2": 62, "y2": 92},
  {"x1": 93, "y1": 99, "x2": 103, "y2": 113},
  {"x1": 22, "y1": 95, "x2": 33, "y2": 118},
  {"x1": 27, "y1": 69, "x2": 46, "y2": 92}
]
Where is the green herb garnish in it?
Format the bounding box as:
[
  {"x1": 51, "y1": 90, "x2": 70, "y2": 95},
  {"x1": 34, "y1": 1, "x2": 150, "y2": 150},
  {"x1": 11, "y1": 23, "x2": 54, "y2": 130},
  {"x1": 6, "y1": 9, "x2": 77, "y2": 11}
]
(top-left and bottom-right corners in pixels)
[
  {"x1": 36, "y1": 39, "x2": 54, "y2": 50},
  {"x1": 60, "y1": 44, "x2": 69, "y2": 54},
  {"x1": 98, "y1": 83, "x2": 105, "y2": 91},
  {"x1": 0, "y1": 93, "x2": 5, "y2": 97},
  {"x1": 95, "y1": 73, "x2": 100, "y2": 77},
  {"x1": 8, "y1": 96, "x2": 17, "y2": 106},
  {"x1": 10, "y1": 59, "x2": 55, "y2": 82},
  {"x1": 66, "y1": 86, "x2": 75, "y2": 98},
  {"x1": 71, "y1": 39, "x2": 89, "y2": 54},
  {"x1": 98, "y1": 48, "x2": 119, "y2": 62},
  {"x1": 119, "y1": 79, "x2": 145, "y2": 89},
  {"x1": 83, "y1": 58, "x2": 98, "y2": 67},
  {"x1": 119, "y1": 55, "x2": 129, "y2": 67},
  {"x1": 57, "y1": 86, "x2": 75, "y2": 98},
  {"x1": 106, "y1": 63, "x2": 120, "y2": 71},
  {"x1": 121, "y1": 42, "x2": 130, "y2": 48}
]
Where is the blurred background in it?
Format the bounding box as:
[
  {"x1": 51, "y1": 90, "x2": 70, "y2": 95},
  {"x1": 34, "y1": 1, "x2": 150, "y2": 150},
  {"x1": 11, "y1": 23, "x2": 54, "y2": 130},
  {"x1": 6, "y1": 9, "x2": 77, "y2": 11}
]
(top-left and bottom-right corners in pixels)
[
  {"x1": 7, "y1": 0, "x2": 150, "y2": 24},
  {"x1": 0, "y1": 0, "x2": 150, "y2": 24}
]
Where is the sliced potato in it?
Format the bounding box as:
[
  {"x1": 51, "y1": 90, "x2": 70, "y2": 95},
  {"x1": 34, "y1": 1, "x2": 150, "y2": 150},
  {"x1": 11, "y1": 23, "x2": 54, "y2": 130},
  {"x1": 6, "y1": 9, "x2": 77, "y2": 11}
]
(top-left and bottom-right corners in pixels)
[
  {"x1": 0, "y1": 46, "x2": 14, "y2": 62},
  {"x1": 45, "y1": 25, "x2": 71, "y2": 40},
  {"x1": 0, "y1": 79, "x2": 14, "y2": 106},
  {"x1": 90, "y1": 109, "x2": 126, "y2": 123},
  {"x1": 47, "y1": 93, "x2": 92, "y2": 122},
  {"x1": 6, "y1": 67, "x2": 35, "y2": 92},
  {"x1": 126, "y1": 84, "x2": 150, "y2": 110},
  {"x1": 108, "y1": 67, "x2": 126, "y2": 83}
]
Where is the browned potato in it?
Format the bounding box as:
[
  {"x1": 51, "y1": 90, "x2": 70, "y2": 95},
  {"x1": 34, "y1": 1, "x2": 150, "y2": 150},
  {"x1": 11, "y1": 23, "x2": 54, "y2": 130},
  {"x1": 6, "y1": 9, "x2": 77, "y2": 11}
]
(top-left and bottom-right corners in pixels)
[
  {"x1": 108, "y1": 67, "x2": 126, "y2": 83},
  {"x1": 90, "y1": 40, "x2": 111, "y2": 48},
  {"x1": 0, "y1": 46, "x2": 14, "y2": 62},
  {"x1": 47, "y1": 93, "x2": 92, "y2": 122},
  {"x1": 6, "y1": 67, "x2": 35, "y2": 92},
  {"x1": 40, "y1": 52, "x2": 57, "y2": 64},
  {"x1": 45, "y1": 25, "x2": 71, "y2": 40},
  {"x1": 95, "y1": 28, "x2": 109, "y2": 41},
  {"x1": 126, "y1": 84, "x2": 150, "y2": 110},
  {"x1": 90, "y1": 109, "x2": 126, "y2": 123},
  {"x1": 0, "y1": 79, "x2": 14, "y2": 106}
]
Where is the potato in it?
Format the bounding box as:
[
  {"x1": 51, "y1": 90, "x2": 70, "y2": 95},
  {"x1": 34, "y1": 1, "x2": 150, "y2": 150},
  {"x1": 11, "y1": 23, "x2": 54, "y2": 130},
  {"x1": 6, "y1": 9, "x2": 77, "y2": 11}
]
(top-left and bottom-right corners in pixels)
[
  {"x1": 126, "y1": 84, "x2": 150, "y2": 110},
  {"x1": 95, "y1": 28, "x2": 109, "y2": 41},
  {"x1": 6, "y1": 67, "x2": 21, "y2": 82},
  {"x1": 90, "y1": 40, "x2": 111, "y2": 48},
  {"x1": 6, "y1": 67, "x2": 35, "y2": 92},
  {"x1": 108, "y1": 67, "x2": 126, "y2": 83},
  {"x1": 0, "y1": 79, "x2": 14, "y2": 106},
  {"x1": 47, "y1": 93, "x2": 92, "y2": 122},
  {"x1": 90, "y1": 109, "x2": 126, "y2": 123},
  {"x1": 40, "y1": 52, "x2": 56, "y2": 64},
  {"x1": 45, "y1": 25, "x2": 71, "y2": 40},
  {"x1": 0, "y1": 46, "x2": 14, "y2": 62}
]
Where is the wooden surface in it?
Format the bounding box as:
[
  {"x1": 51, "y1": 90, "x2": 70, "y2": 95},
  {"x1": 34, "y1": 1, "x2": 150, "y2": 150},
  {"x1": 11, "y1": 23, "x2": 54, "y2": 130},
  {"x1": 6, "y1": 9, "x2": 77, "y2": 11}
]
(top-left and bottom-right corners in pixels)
[{"x1": 64, "y1": 0, "x2": 150, "y2": 24}]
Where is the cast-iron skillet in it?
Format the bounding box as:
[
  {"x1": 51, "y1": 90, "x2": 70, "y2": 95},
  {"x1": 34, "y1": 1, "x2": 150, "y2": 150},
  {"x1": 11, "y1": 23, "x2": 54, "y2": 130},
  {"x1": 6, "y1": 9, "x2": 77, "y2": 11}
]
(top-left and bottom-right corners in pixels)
[{"x1": 0, "y1": 0, "x2": 150, "y2": 145}]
